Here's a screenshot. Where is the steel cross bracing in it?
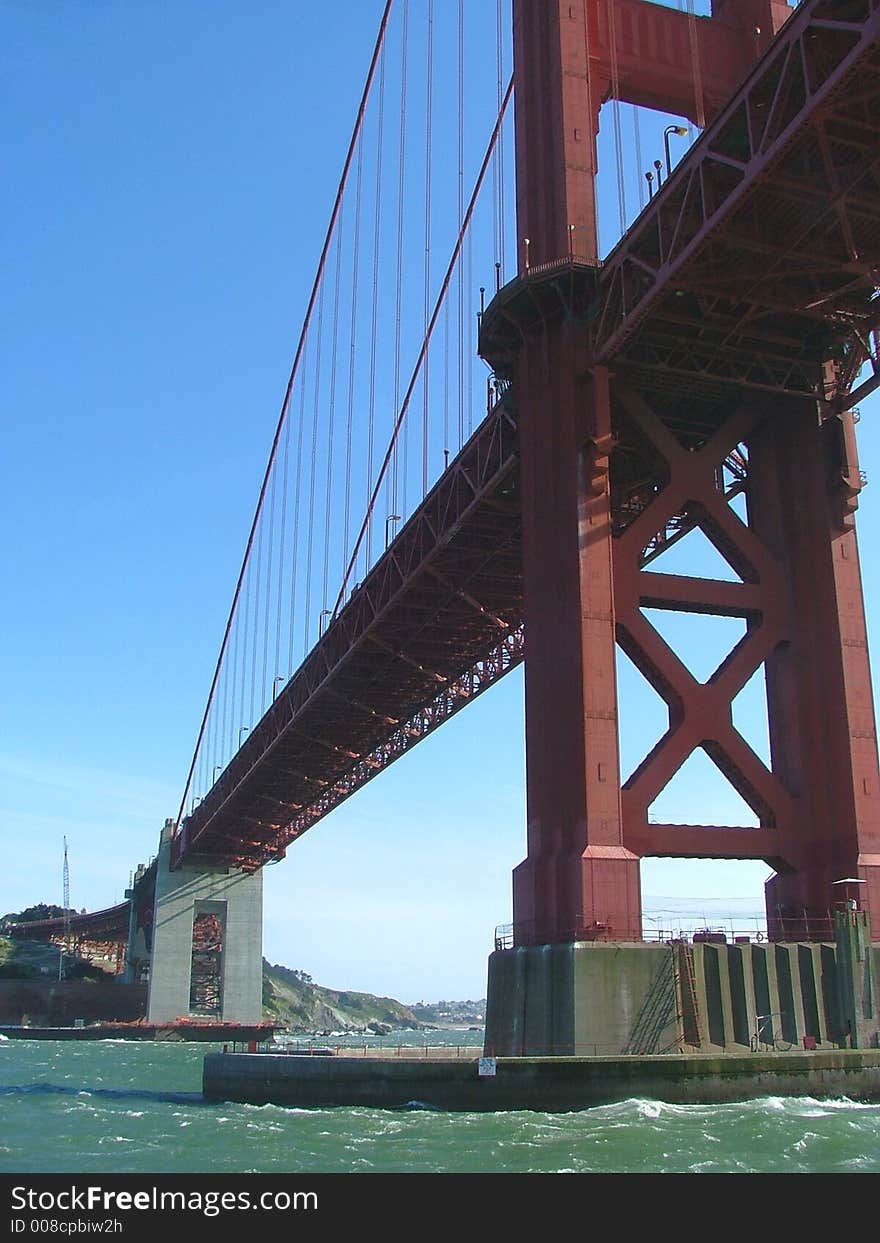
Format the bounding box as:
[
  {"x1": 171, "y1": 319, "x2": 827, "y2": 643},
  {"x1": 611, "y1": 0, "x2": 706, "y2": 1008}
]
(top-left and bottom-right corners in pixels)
[{"x1": 176, "y1": 403, "x2": 522, "y2": 870}]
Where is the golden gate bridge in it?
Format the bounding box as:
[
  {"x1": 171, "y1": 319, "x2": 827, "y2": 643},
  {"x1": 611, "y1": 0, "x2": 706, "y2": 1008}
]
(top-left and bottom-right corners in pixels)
[{"x1": 13, "y1": 0, "x2": 880, "y2": 1054}]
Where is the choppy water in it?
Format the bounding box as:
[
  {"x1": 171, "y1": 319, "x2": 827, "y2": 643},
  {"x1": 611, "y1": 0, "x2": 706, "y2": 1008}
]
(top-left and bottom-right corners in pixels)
[{"x1": 1, "y1": 1034, "x2": 878, "y2": 1174}]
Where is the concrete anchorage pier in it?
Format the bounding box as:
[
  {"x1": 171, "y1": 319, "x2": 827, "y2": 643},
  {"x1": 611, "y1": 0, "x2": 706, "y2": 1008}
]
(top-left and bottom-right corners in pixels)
[
  {"x1": 146, "y1": 820, "x2": 263, "y2": 1025},
  {"x1": 484, "y1": 912, "x2": 880, "y2": 1057}
]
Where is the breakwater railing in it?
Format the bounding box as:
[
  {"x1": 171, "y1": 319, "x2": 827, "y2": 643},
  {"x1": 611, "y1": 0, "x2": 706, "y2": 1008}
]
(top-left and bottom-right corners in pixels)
[
  {"x1": 221, "y1": 1041, "x2": 483, "y2": 1058},
  {"x1": 219, "y1": 1036, "x2": 846, "y2": 1057},
  {"x1": 493, "y1": 916, "x2": 841, "y2": 951}
]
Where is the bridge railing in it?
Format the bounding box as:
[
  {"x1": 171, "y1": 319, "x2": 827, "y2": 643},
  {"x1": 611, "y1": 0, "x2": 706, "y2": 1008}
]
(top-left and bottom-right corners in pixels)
[
  {"x1": 220, "y1": 1036, "x2": 842, "y2": 1057},
  {"x1": 493, "y1": 915, "x2": 839, "y2": 950},
  {"x1": 224, "y1": 1041, "x2": 482, "y2": 1059}
]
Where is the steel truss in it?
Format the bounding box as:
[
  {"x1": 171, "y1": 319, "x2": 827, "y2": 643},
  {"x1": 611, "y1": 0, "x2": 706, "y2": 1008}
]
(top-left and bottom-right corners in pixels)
[
  {"x1": 594, "y1": 0, "x2": 880, "y2": 403},
  {"x1": 177, "y1": 404, "x2": 523, "y2": 869}
]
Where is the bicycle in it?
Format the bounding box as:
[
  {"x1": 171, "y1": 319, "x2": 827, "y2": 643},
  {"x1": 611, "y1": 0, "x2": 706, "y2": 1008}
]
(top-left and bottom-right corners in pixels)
[{"x1": 750, "y1": 1012, "x2": 795, "y2": 1052}]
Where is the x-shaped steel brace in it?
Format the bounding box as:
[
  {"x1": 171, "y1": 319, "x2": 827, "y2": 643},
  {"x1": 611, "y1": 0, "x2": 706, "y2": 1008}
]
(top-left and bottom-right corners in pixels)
[{"x1": 611, "y1": 383, "x2": 797, "y2": 859}]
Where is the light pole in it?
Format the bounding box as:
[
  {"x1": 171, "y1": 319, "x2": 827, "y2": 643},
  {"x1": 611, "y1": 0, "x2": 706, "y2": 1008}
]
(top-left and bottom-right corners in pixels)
[
  {"x1": 385, "y1": 514, "x2": 401, "y2": 549},
  {"x1": 664, "y1": 125, "x2": 688, "y2": 178},
  {"x1": 645, "y1": 170, "x2": 655, "y2": 201}
]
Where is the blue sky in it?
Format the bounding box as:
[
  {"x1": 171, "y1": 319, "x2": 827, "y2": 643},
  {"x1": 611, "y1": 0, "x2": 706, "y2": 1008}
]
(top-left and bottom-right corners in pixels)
[{"x1": 3, "y1": 0, "x2": 878, "y2": 1003}]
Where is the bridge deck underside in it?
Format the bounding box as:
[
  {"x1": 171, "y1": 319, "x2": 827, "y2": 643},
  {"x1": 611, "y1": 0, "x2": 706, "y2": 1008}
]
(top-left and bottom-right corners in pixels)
[
  {"x1": 597, "y1": 0, "x2": 880, "y2": 397},
  {"x1": 177, "y1": 407, "x2": 523, "y2": 870},
  {"x1": 7, "y1": 903, "x2": 131, "y2": 942}
]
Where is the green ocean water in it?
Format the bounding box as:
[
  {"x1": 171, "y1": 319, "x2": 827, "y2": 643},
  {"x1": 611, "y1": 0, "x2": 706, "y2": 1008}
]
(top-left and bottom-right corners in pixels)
[{"x1": 1, "y1": 1035, "x2": 878, "y2": 1175}]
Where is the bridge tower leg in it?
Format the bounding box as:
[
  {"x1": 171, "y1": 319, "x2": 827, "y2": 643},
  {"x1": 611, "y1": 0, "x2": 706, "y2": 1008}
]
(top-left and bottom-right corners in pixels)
[
  {"x1": 485, "y1": 0, "x2": 880, "y2": 1055},
  {"x1": 749, "y1": 402, "x2": 880, "y2": 934},
  {"x1": 146, "y1": 820, "x2": 263, "y2": 1025}
]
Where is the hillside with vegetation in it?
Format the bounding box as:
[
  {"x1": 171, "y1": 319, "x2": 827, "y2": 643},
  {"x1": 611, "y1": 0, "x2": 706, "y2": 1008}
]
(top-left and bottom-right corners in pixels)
[
  {"x1": 261, "y1": 961, "x2": 428, "y2": 1033},
  {"x1": 0, "y1": 934, "x2": 106, "y2": 982}
]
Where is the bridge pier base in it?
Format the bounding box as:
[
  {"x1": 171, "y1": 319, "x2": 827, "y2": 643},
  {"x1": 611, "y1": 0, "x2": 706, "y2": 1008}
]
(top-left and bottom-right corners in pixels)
[
  {"x1": 146, "y1": 820, "x2": 263, "y2": 1025},
  {"x1": 485, "y1": 929, "x2": 880, "y2": 1057},
  {"x1": 485, "y1": 941, "x2": 678, "y2": 1057}
]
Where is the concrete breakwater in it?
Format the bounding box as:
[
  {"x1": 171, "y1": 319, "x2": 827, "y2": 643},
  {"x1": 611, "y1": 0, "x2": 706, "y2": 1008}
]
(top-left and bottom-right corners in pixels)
[{"x1": 202, "y1": 1048, "x2": 880, "y2": 1111}]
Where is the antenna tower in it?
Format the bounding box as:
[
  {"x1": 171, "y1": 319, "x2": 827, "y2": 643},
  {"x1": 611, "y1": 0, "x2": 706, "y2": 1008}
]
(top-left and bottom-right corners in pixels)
[{"x1": 59, "y1": 837, "x2": 71, "y2": 981}]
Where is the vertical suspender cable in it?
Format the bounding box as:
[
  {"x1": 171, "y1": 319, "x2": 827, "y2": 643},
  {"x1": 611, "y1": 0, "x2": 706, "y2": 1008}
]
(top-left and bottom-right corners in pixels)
[
  {"x1": 491, "y1": 25, "x2": 500, "y2": 271},
  {"x1": 366, "y1": 42, "x2": 387, "y2": 567},
  {"x1": 584, "y1": 0, "x2": 599, "y2": 256},
  {"x1": 175, "y1": 0, "x2": 394, "y2": 830},
  {"x1": 443, "y1": 295, "x2": 450, "y2": 456},
  {"x1": 343, "y1": 138, "x2": 364, "y2": 585},
  {"x1": 220, "y1": 618, "x2": 231, "y2": 769},
  {"x1": 230, "y1": 611, "x2": 242, "y2": 758},
  {"x1": 287, "y1": 363, "x2": 308, "y2": 676},
  {"x1": 677, "y1": 1, "x2": 696, "y2": 144},
  {"x1": 457, "y1": 0, "x2": 464, "y2": 449},
  {"x1": 634, "y1": 107, "x2": 646, "y2": 211},
  {"x1": 581, "y1": 0, "x2": 599, "y2": 255},
  {"x1": 422, "y1": 0, "x2": 434, "y2": 497},
  {"x1": 303, "y1": 282, "x2": 325, "y2": 652},
  {"x1": 323, "y1": 229, "x2": 343, "y2": 615},
  {"x1": 249, "y1": 510, "x2": 264, "y2": 725},
  {"x1": 334, "y1": 75, "x2": 515, "y2": 617},
  {"x1": 607, "y1": 0, "x2": 627, "y2": 236},
  {"x1": 239, "y1": 561, "x2": 251, "y2": 737},
  {"x1": 274, "y1": 392, "x2": 291, "y2": 680},
  {"x1": 686, "y1": 0, "x2": 706, "y2": 130},
  {"x1": 496, "y1": 0, "x2": 506, "y2": 277},
  {"x1": 392, "y1": 0, "x2": 409, "y2": 518},
  {"x1": 228, "y1": 613, "x2": 239, "y2": 758},
  {"x1": 466, "y1": 227, "x2": 473, "y2": 435},
  {"x1": 261, "y1": 444, "x2": 277, "y2": 710}
]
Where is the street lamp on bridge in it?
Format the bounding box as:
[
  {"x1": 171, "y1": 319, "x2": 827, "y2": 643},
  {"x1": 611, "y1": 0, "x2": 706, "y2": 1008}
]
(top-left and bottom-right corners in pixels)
[{"x1": 664, "y1": 125, "x2": 689, "y2": 177}]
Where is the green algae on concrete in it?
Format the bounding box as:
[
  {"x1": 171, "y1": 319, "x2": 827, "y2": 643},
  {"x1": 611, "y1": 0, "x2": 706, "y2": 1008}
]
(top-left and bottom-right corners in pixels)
[{"x1": 202, "y1": 1048, "x2": 880, "y2": 1112}]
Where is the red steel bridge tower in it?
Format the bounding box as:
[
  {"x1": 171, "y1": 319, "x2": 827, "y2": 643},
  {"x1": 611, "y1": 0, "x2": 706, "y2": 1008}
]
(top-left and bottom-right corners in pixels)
[{"x1": 479, "y1": 0, "x2": 880, "y2": 985}]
